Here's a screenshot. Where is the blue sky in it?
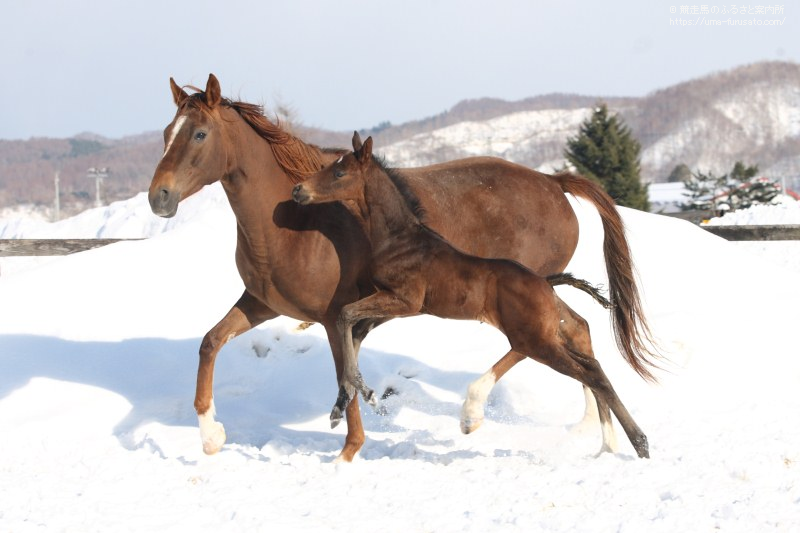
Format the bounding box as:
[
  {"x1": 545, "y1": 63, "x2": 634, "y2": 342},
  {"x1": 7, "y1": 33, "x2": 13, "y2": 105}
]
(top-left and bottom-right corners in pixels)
[{"x1": 1, "y1": 0, "x2": 796, "y2": 140}]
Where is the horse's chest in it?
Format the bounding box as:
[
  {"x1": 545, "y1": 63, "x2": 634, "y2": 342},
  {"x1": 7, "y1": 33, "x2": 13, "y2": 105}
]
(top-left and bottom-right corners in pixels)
[{"x1": 234, "y1": 244, "x2": 347, "y2": 321}]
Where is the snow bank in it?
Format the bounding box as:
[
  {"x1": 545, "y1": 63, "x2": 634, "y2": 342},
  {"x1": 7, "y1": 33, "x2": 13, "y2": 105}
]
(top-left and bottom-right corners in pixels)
[
  {"x1": 1, "y1": 191, "x2": 799, "y2": 531},
  {"x1": 705, "y1": 197, "x2": 800, "y2": 225}
]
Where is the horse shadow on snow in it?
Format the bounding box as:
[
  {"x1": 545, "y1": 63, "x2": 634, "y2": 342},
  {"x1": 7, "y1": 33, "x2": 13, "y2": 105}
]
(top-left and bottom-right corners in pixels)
[{"x1": 0, "y1": 326, "x2": 530, "y2": 462}]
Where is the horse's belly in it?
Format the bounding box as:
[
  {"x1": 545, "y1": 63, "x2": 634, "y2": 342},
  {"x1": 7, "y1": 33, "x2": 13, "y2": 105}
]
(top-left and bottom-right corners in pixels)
[{"x1": 404, "y1": 161, "x2": 579, "y2": 275}]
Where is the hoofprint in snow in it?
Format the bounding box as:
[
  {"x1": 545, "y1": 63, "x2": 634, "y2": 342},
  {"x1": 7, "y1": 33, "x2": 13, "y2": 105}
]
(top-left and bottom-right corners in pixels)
[{"x1": 1, "y1": 190, "x2": 799, "y2": 531}]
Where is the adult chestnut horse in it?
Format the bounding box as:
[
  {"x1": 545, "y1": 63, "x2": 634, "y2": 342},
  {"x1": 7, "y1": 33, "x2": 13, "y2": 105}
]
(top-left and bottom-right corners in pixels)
[{"x1": 149, "y1": 74, "x2": 657, "y2": 461}]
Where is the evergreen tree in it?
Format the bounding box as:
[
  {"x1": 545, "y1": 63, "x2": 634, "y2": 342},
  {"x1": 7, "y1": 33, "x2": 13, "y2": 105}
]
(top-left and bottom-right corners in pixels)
[
  {"x1": 667, "y1": 163, "x2": 692, "y2": 183},
  {"x1": 564, "y1": 103, "x2": 649, "y2": 211},
  {"x1": 681, "y1": 161, "x2": 778, "y2": 215},
  {"x1": 681, "y1": 170, "x2": 726, "y2": 213}
]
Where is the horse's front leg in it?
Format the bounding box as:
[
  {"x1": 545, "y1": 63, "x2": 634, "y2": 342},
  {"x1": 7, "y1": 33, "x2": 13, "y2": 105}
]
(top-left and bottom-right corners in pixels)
[
  {"x1": 196, "y1": 290, "x2": 277, "y2": 454},
  {"x1": 331, "y1": 291, "x2": 420, "y2": 426}
]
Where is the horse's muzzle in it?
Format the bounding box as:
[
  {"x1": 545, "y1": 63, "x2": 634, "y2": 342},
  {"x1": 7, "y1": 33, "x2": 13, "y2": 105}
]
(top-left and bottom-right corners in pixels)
[{"x1": 149, "y1": 186, "x2": 179, "y2": 218}]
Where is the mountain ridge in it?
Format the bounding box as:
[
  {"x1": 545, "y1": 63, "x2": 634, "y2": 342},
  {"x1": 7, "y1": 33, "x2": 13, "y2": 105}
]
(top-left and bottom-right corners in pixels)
[{"x1": 1, "y1": 60, "x2": 797, "y2": 215}]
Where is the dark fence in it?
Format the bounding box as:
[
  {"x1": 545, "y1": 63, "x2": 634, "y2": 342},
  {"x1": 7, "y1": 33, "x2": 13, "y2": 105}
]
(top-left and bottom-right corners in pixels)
[
  {"x1": 1, "y1": 224, "x2": 799, "y2": 258},
  {"x1": 701, "y1": 225, "x2": 800, "y2": 241},
  {"x1": 0, "y1": 239, "x2": 143, "y2": 257}
]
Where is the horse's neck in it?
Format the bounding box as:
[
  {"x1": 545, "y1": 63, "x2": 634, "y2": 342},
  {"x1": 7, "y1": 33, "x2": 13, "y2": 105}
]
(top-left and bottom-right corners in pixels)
[
  {"x1": 220, "y1": 120, "x2": 293, "y2": 237},
  {"x1": 363, "y1": 169, "x2": 422, "y2": 248}
]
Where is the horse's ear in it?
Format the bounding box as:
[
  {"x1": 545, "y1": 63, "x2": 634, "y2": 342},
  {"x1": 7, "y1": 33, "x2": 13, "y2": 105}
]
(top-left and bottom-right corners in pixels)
[
  {"x1": 205, "y1": 73, "x2": 222, "y2": 108},
  {"x1": 352, "y1": 131, "x2": 363, "y2": 153},
  {"x1": 170, "y1": 77, "x2": 188, "y2": 107},
  {"x1": 362, "y1": 136, "x2": 373, "y2": 162}
]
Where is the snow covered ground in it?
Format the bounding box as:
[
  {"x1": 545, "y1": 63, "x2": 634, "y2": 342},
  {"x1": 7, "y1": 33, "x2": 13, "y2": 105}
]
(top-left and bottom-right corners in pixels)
[{"x1": 1, "y1": 186, "x2": 799, "y2": 531}]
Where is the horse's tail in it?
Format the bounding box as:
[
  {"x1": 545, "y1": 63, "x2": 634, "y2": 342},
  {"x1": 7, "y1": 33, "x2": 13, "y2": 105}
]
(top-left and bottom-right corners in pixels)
[
  {"x1": 552, "y1": 172, "x2": 661, "y2": 382},
  {"x1": 547, "y1": 273, "x2": 612, "y2": 310}
]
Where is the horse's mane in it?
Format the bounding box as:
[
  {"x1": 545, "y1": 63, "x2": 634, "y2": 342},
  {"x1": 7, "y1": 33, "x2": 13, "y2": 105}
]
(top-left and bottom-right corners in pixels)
[{"x1": 181, "y1": 89, "x2": 327, "y2": 184}]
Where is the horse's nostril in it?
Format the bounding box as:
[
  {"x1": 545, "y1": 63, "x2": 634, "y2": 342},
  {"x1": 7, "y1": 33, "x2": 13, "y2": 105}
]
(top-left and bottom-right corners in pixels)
[{"x1": 159, "y1": 188, "x2": 170, "y2": 203}]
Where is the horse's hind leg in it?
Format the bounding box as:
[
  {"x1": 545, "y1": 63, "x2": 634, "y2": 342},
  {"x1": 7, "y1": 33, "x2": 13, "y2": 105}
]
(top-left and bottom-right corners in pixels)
[
  {"x1": 591, "y1": 389, "x2": 619, "y2": 454},
  {"x1": 567, "y1": 349, "x2": 649, "y2": 457},
  {"x1": 461, "y1": 349, "x2": 526, "y2": 434},
  {"x1": 558, "y1": 303, "x2": 619, "y2": 454},
  {"x1": 526, "y1": 300, "x2": 647, "y2": 457}
]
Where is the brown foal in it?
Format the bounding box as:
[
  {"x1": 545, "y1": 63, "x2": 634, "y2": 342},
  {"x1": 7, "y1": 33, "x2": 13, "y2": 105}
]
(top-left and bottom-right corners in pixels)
[{"x1": 293, "y1": 133, "x2": 651, "y2": 458}]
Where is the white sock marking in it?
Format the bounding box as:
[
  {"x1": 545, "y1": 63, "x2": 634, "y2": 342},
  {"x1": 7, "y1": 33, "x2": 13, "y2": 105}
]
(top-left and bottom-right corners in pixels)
[
  {"x1": 198, "y1": 398, "x2": 226, "y2": 454},
  {"x1": 581, "y1": 385, "x2": 599, "y2": 422},
  {"x1": 600, "y1": 417, "x2": 619, "y2": 453},
  {"x1": 461, "y1": 370, "x2": 496, "y2": 433}
]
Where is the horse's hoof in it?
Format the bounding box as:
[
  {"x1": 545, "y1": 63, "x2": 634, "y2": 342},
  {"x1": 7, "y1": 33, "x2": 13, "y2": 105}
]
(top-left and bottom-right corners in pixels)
[
  {"x1": 201, "y1": 421, "x2": 226, "y2": 455},
  {"x1": 460, "y1": 416, "x2": 483, "y2": 435}
]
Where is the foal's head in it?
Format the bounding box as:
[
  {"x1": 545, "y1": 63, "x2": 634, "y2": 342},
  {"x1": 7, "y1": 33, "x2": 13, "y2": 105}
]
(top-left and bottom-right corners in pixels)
[{"x1": 292, "y1": 132, "x2": 374, "y2": 206}]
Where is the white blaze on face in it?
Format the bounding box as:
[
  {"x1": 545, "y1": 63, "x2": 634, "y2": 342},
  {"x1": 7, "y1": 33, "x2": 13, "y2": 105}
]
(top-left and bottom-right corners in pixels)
[
  {"x1": 336, "y1": 156, "x2": 343, "y2": 164},
  {"x1": 161, "y1": 115, "x2": 188, "y2": 160}
]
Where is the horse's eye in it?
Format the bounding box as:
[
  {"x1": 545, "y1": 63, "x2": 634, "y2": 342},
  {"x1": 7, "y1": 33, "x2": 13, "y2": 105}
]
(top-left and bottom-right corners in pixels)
[
  {"x1": 194, "y1": 131, "x2": 207, "y2": 141},
  {"x1": 334, "y1": 169, "x2": 345, "y2": 179}
]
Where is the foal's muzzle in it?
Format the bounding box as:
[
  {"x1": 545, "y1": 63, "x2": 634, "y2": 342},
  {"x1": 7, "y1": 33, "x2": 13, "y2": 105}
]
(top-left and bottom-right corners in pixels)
[{"x1": 292, "y1": 184, "x2": 312, "y2": 205}]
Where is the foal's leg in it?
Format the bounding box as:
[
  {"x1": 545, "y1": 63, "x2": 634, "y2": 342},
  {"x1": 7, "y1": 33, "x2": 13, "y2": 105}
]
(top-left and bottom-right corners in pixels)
[
  {"x1": 566, "y1": 349, "x2": 649, "y2": 457},
  {"x1": 332, "y1": 291, "x2": 421, "y2": 425},
  {"x1": 461, "y1": 349, "x2": 526, "y2": 434},
  {"x1": 557, "y1": 303, "x2": 619, "y2": 453},
  {"x1": 322, "y1": 323, "x2": 367, "y2": 462},
  {"x1": 591, "y1": 390, "x2": 619, "y2": 454},
  {"x1": 196, "y1": 290, "x2": 277, "y2": 454}
]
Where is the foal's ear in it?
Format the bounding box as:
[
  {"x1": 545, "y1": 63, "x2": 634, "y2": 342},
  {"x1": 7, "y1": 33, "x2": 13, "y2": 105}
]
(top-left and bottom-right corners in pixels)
[
  {"x1": 170, "y1": 77, "x2": 189, "y2": 107},
  {"x1": 204, "y1": 73, "x2": 222, "y2": 108},
  {"x1": 361, "y1": 136, "x2": 373, "y2": 162},
  {"x1": 352, "y1": 131, "x2": 363, "y2": 152}
]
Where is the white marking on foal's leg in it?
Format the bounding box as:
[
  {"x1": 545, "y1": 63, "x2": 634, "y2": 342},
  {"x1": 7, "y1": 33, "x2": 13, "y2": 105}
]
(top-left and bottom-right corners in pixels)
[
  {"x1": 161, "y1": 115, "x2": 187, "y2": 161},
  {"x1": 460, "y1": 370, "x2": 496, "y2": 434},
  {"x1": 198, "y1": 398, "x2": 226, "y2": 455}
]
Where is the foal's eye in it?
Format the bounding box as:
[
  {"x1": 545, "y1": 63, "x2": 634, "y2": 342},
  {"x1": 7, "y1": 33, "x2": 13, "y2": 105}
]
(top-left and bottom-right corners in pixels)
[
  {"x1": 334, "y1": 169, "x2": 345, "y2": 179},
  {"x1": 194, "y1": 131, "x2": 207, "y2": 141}
]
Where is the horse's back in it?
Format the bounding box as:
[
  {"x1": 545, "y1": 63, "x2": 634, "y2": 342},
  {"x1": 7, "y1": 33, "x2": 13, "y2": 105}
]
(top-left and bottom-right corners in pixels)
[{"x1": 400, "y1": 157, "x2": 578, "y2": 275}]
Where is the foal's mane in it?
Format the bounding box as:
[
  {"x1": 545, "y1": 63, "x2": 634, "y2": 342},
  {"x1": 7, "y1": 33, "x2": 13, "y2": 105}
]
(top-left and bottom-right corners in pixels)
[
  {"x1": 181, "y1": 89, "x2": 329, "y2": 184},
  {"x1": 372, "y1": 155, "x2": 428, "y2": 221}
]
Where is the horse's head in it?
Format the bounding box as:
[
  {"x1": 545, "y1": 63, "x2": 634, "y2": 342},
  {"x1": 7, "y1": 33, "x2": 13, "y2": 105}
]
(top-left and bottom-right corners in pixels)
[
  {"x1": 149, "y1": 74, "x2": 229, "y2": 217},
  {"x1": 292, "y1": 132, "x2": 373, "y2": 206}
]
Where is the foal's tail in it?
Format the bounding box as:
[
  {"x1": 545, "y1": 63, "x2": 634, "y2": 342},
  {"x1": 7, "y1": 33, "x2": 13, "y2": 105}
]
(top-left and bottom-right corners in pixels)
[
  {"x1": 547, "y1": 273, "x2": 612, "y2": 310},
  {"x1": 552, "y1": 172, "x2": 661, "y2": 382}
]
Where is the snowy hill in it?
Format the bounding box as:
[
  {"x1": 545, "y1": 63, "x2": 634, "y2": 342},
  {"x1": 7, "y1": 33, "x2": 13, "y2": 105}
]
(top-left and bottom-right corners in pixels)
[
  {"x1": 376, "y1": 62, "x2": 800, "y2": 186},
  {"x1": 1, "y1": 185, "x2": 799, "y2": 530}
]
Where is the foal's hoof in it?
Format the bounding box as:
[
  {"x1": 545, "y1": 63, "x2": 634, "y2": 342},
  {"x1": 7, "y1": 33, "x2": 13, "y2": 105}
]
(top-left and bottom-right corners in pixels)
[
  {"x1": 330, "y1": 406, "x2": 344, "y2": 429},
  {"x1": 363, "y1": 388, "x2": 377, "y2": 407},
  {"x1": 201, "y1": 421, "x2": 226, "y2": 455},
  {"x1": 634, "y1": 434, "x2": 650, "y2": 459}
]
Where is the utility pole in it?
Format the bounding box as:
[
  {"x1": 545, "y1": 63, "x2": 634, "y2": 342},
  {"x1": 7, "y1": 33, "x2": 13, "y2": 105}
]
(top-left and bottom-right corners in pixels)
[
  {"x1": 54, "y1": 171, "x2": 60, "y2": 221},
  {"x1": 87, "y1": 167, "x2": 109, "y2": 208}
]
